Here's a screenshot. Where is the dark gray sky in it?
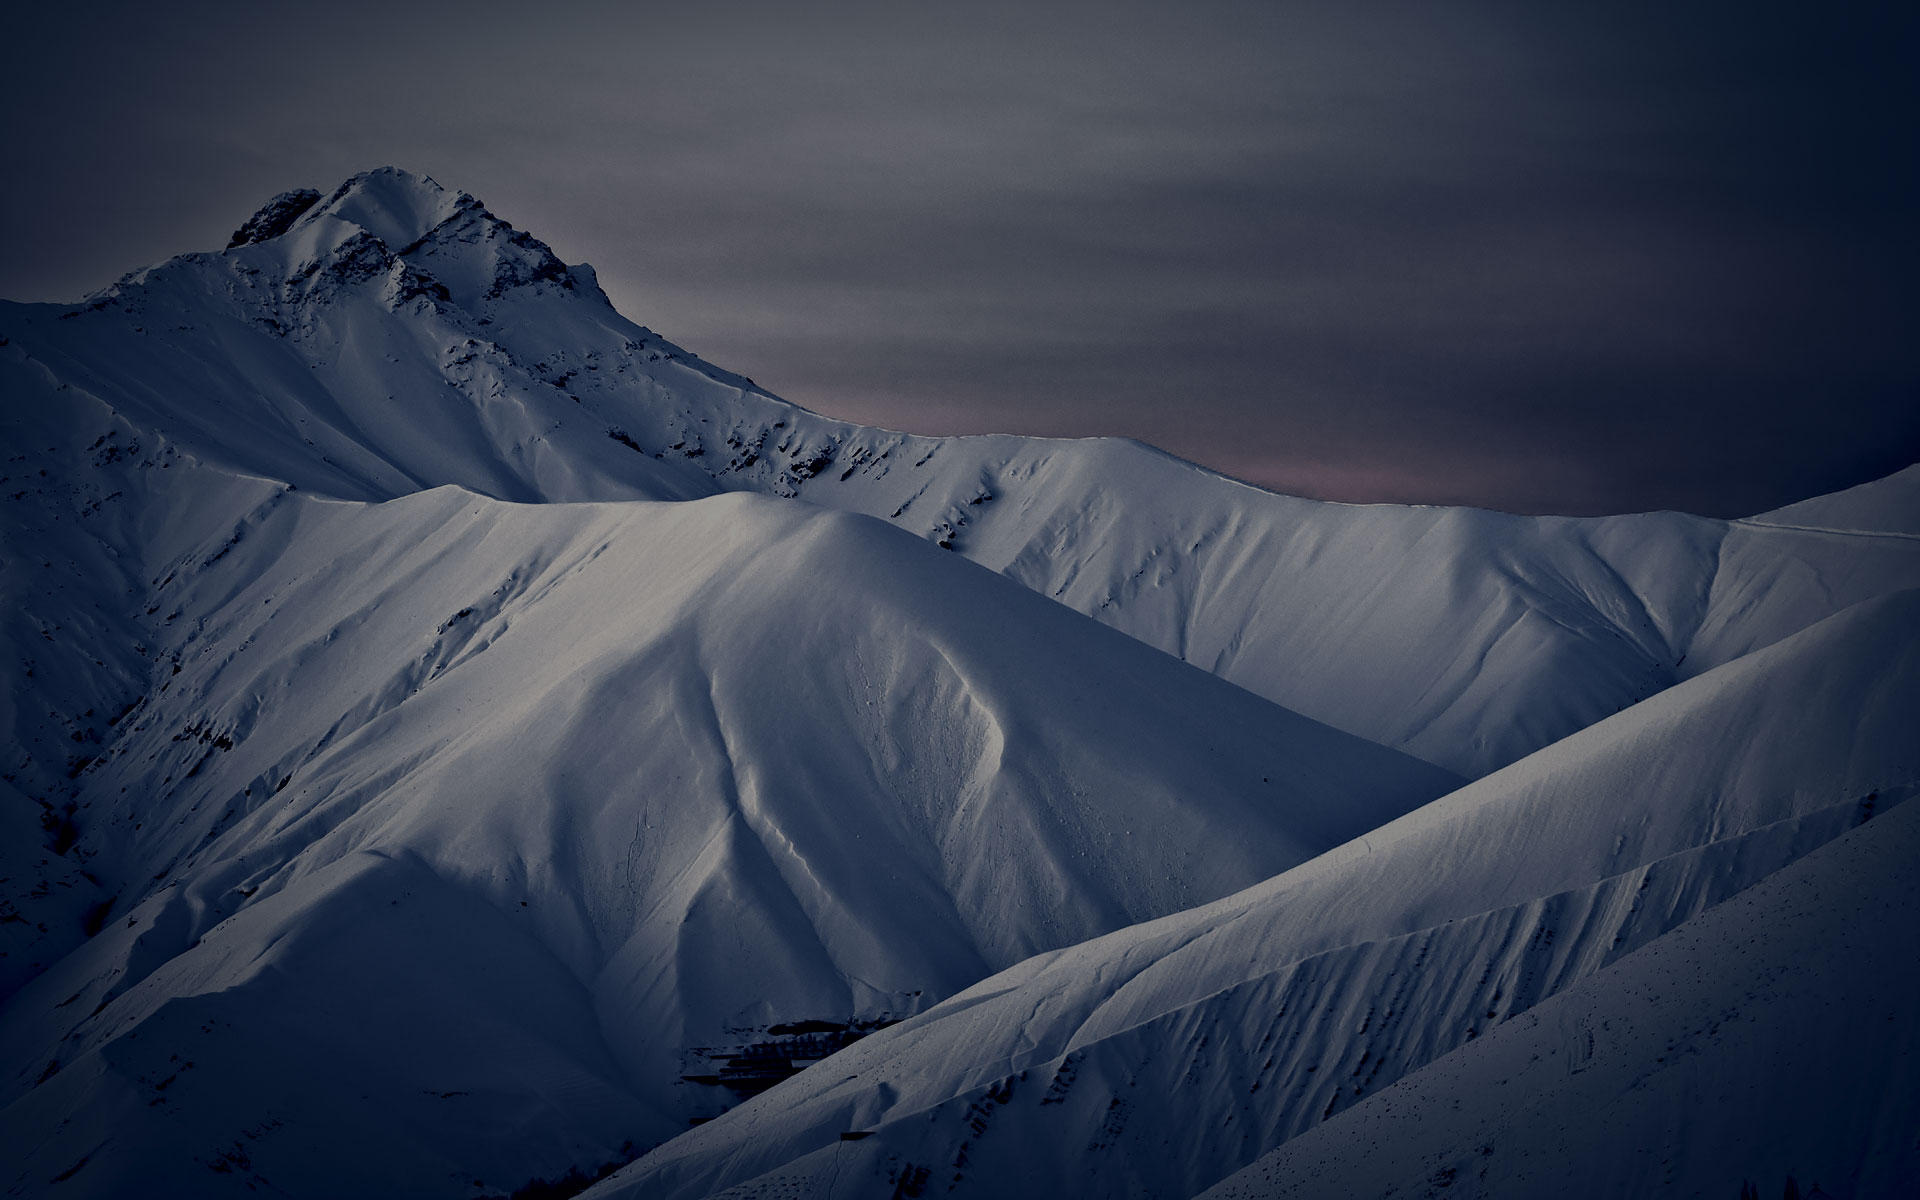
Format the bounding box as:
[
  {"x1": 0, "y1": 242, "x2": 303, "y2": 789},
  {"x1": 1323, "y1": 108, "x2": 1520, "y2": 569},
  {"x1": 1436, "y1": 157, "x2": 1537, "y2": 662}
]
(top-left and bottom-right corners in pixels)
[{"x1": 5, "y1": 1, "x2": 1916, "y2": 515}]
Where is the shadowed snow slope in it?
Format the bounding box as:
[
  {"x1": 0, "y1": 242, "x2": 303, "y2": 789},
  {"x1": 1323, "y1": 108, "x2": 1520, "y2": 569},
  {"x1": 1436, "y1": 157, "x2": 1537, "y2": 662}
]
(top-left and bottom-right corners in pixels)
[
  {"x1": 0, "y1": 425, "x2": 1451, "y2": 1194},
  {"x1": 5, "y1": 168, "x2": 1917, "y2": 778},
  {"x1": 1196, "y1": 792, "x2": 1920, "y2": 1200},
  {"x1": 589, "y1": 588, "x2": 1920, "y2": 1200}
]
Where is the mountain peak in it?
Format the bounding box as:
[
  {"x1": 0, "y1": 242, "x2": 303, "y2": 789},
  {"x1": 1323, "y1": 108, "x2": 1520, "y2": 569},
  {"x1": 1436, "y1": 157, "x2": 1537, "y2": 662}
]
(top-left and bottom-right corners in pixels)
[
  {"x1": 304, "y1": 166, "x2": 479, "y2": 253},
  {"x1": 222, "y1": 168, "x2": 474, "y2": 256},
  {"x1": 214, "y1": 167, "x2": 579, "y2": 312}
]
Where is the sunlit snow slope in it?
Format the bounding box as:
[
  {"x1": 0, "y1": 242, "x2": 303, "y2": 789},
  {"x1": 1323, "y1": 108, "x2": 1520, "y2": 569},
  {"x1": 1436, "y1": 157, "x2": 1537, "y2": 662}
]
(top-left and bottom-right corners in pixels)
[{"x1": 6, "y1": 168, "x2": 1917, "y2": 779}]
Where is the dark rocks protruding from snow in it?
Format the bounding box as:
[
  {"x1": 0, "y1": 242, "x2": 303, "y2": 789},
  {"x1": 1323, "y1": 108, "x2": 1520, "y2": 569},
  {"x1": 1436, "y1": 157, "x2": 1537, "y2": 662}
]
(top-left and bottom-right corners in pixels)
[{"x1": 226, "y1": 189, "x2": 323, "y2": 248}]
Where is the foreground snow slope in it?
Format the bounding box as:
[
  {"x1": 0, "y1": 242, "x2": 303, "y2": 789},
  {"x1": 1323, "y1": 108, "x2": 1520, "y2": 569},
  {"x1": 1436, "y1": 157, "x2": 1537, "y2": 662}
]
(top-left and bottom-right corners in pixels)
[
  {"x1": 0, "y1": 383, "x2": 1451, "y2": 1196},
  {"x1": 7, "y1": 168, "x2": 1918, "y2": 778},
  {"x1": 592, "y1": 587, "x2": 1920, "y2": 1200},
  {"x1": 1197, "y1": 793, "x2": 1920, "y2": 1200}
]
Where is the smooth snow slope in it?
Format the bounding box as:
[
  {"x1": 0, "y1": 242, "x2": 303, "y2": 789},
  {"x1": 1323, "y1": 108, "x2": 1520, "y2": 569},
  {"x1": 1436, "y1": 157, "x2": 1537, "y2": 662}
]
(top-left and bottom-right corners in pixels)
[
  {"x1": 590, "y1": 587, "x2": 1920, "y2": 1200},
  {"x1": 1197, "y1": 793, "x2": 1920, "y2": 1200},
  {"x1": 1748, "y1": 460, "x2": 1920, "y2": 536},
  {"x1": 0, "y1": 388, "x2": 1450, "y2": 1196},
  {"x1": 6, "y1": 168, "x2": 1917, "y2": 777}
]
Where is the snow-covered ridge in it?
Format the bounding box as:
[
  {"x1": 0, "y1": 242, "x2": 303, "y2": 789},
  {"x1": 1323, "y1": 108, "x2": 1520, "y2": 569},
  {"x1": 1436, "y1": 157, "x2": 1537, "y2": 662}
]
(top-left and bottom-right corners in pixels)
[
  {"x1": 591, "y1": 587, "x2": 1920, "y2": 1199},
  {"x1": 0, "y1": 262, "x2": 1452, "y2": 1195},
  {"x1": 1196, "y1": 792, "x2": 1920, "y2": 1198},
  {"x1": 8, "y1": 167, "x2": 1917, "y2": 780}
]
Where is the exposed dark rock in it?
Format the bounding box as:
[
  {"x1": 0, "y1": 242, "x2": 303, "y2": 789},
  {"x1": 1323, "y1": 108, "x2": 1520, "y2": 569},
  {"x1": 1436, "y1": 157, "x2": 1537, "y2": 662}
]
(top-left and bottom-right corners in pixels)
[{"x1": 227, "y1": 189, "x2": 322, "y2": 248}]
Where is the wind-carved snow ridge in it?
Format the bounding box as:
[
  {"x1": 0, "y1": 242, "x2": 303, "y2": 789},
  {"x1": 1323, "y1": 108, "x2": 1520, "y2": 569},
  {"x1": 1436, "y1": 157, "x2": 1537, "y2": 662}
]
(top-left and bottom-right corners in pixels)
[
  {"x1": 1193, "y1": 792, "x2": 1920, "y2": 1199},
  {"x1": 0, "y1": 167, "x2": 1916, "y2": 1198}
]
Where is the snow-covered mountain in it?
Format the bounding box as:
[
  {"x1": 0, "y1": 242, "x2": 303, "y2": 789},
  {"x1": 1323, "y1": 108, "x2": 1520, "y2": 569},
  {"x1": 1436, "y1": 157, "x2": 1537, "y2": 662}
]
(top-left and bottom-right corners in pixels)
[
  {"x1": 0, "y1": 474, "x2": 1452, "y2": 1196},
  {"x1": 585, "y1": 587, "x2": 1920, "y2": 1200},
  {"x1": 10, "y1": 168, "x2": 1916, "y2": 781},
  {"x1": 1, "y1": 167, "x2": 1915, "y2": 1198}
]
